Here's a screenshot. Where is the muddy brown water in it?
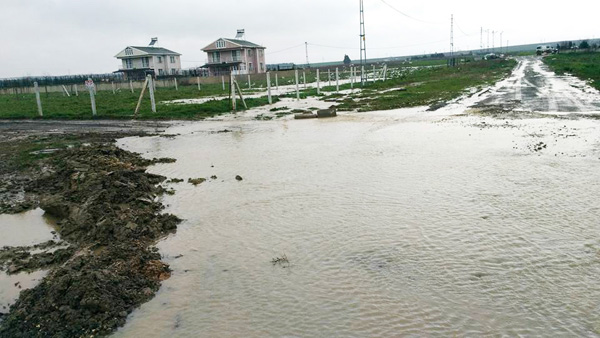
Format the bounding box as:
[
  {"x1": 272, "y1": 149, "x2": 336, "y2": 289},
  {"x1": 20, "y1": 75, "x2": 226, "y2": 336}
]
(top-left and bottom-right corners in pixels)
[{"x1": 110, "y1": 106, "x2": 600, "y2": 337}]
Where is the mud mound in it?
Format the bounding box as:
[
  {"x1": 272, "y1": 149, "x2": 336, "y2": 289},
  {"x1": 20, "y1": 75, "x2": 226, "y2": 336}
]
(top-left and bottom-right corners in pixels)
[{"x1": 0, "y1": 143, "x2": 181, "y2": 337}]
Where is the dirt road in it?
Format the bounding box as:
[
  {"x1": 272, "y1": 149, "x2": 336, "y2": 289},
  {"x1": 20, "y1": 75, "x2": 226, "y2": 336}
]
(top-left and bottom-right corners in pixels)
[{"x1": 477, "y1": 56, "x2": 600, "y2": 113}]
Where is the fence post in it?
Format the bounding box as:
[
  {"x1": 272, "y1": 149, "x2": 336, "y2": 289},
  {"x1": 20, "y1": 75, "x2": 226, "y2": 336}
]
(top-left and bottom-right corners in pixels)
[
  {"x1": 372, "y1": 64, "x2": 376, "y2": 81},
  {"x1": 336, "y1": 68, "x2": 339, "y2": 93},
  {"x1": 174, "y1": 77, "x2": 178, "y2": 91},
  {"x1": 295, "y1": 69, "x2": 300, "y2": 100},
  {"x1": 231, "y1": 73, "x2": 237, "y2": 111},
  {"x1": 87, "y1": 78, "x2": 97, "y2": 117},
  {"x1": 129, "y1": 80, "x2": 134, "y2": 94},
  {"x1": 328, "y1": 69, "x2": 331, "y2": 87},
  {"x1": 111, "y1": 82, "x2": 116, "y2": 94},
  {"x1": 147, "y1": 75, "x2": 156, "y2": 113},
  {"x1": 197, "y1": 76, "x2": 201, "y2": 91},
  {"x1": 74, "y1": 84, "x2": 79, "y2": 96},
  {"x1": 303, "y1": 71, "x2": 306, "y2": 89},
  {"x1": 275, "y1": 72, "x2": 279, "y2": 91},
  {"x1": 34, "y1": 82, "x2": 43, "y2": 117},
  {"x1": 316, "y1": 69, "x2": 320, "y2": 95},
  {"x1": 351, "y1": 67, "x2": 354, "y2": 89},
  {"x1": 267, "y1": 72, "x2": 272, "y2": 105},
  {"x1": 247, "y1": 74, "x2": 251, "y2": 89},
  {"x1": 222, "y1": 76, "x2": 225, "y2": 91}
]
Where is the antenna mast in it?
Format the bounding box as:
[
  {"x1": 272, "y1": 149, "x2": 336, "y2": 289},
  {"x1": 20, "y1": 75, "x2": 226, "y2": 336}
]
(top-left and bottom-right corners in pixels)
[
  {"x1": 450, "y1": 14, "x2": 454, "y2": 66},
  {"x1": 359, "y1": 0, "x2": 367, "y2": 85}
]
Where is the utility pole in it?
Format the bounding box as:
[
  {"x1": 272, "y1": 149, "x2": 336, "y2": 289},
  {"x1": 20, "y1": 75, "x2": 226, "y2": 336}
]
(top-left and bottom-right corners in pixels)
[
  {"x1": 480, "y1": 27, "x2": 483, "y2": 53},
  {"x1": 492, "y1": 30, "x2": 495, "y2": 52},
  {"x1": 487, "y1": 29, "x2": 490, "y2": 52},
  {"x1": 305, "y1": 42, "x2": 310, "y2": 68},
  {"x1": 499, "y1": 32, "x2": 503, "y2": 54},
  {"x1": 359, "y1": 0, "x2": 367, "y2": 85},
  {"x1": 450, "y1": 14, "x2": 454, "y2": 67}
]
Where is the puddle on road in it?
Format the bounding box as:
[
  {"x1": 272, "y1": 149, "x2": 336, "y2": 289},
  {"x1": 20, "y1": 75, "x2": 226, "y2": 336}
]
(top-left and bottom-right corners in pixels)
[
  {"x1": 114, "y1": 110, "x2": 600, "y2": 337},
  {"x1": 0, "y1": 208, "x2": 57, "y2": 313}
]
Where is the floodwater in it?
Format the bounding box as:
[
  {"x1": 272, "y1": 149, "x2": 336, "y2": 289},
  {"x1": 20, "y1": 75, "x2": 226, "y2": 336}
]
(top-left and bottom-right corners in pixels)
[
  {"x1": 115, "y1": 88, "x2": 600, "y2": 337},
  {"x1": 0, "y1": 209, "x2": 56, "y2": 311}
]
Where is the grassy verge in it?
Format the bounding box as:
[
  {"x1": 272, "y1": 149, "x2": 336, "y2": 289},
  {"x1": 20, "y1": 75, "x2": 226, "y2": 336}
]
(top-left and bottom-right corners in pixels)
[
  {"x1": 0, "y1": 83, "x2": 277, "y2": 120},
  {"x1": 543, "y1": 52, "x2": 600, "y2": 90},
  {"x1": 327, "y1": 59, "x2": 516, "y2": 112}
]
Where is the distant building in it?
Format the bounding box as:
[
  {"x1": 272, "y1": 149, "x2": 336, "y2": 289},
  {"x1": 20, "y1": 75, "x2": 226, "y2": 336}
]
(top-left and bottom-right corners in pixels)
[
  {"x1": 115, "y1": 38, "x2": 182, "y2": 79},
  {"x1": 201, "y1": 30, "x2": 266, "y2": 76}
]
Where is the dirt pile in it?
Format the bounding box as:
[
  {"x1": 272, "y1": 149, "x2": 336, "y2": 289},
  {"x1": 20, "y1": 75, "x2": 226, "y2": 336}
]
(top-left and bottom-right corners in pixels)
[{"x1": 0, "y1": 143, "x2": 181, "y2": 337}]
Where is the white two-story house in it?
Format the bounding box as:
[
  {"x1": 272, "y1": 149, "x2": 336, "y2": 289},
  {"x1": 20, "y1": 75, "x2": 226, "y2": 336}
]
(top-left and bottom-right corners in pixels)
[
  {"x1": 201, "y1": 30, "x2": 266, "y2": 76},
  {"x1": 115, "y1": 41, "x2": 182, "y2": 79}
]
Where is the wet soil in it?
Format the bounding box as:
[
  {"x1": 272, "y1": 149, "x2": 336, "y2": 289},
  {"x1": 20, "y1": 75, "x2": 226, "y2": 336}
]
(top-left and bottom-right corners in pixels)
[{"x1": 0, "y1": 121, "x2": 182, "y2": 337}]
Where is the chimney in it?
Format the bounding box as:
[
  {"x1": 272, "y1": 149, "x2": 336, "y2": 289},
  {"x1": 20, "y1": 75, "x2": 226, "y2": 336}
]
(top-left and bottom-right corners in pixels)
[{"x1": 235, "y1": 29, "x2": 245, "y2": 40}]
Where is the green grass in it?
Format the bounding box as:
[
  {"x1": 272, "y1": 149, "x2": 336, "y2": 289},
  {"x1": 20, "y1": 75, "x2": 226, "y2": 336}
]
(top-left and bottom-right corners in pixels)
[
  {"x1": 330, "y1": 59, "x2": 516, "y2": 112},
  {"x1": 0, "y1": 83, "x2": 277, "y2": 120},
  {"x1": 543, "y1": 52, "x2": 600, "y2": 90}
]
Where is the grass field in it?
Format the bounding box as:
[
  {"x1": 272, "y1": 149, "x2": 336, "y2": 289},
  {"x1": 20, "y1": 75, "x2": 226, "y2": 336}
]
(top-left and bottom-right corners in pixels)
[
  {"x1": 0, "y1": 58, "x2": 515, "y2": 119},
  {"x1": 301, "y1": 59, "x2": 517, "y2": 112},
  {"x1": 543, "y1": 52, "x2": 600, "y2": 90}
]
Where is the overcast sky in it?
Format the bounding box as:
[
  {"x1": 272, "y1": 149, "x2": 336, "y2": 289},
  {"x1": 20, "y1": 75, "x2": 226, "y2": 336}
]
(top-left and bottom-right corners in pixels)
[{"x1": 1, "y1": 0, "x2": 598, "y2": 78}]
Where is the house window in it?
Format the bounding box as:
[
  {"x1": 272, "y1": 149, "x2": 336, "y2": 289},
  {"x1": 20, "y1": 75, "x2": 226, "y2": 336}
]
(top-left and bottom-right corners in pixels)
[
  {"x1": 158, "y1": 69, "x2": 164, "y2": 75},
  {"x1": 260, "y1": 63, "x2": 263, "y2": 71},
  {"x1": 249, "y1": 62, "x2": 253, "y2": 71},
  {"x1": 142, "y1": 57, "x2": 149, "y2": 67},
  {"x1": 216, "y1": 40, "x2": 226, "y2": 48},
  {"x1": 212, "y1": 52, "x2": 220, "y2": 63},
  {"x1": 171, "y1": 69, "x2": 176, "y2": 75},
  {"x1": 170, "y1": 56, "x2": 175, "y2": 63},
  {"x1": 158, "y1": 56, "x2": 162, "y2": 63},
  {"x1": 125, "y1": 59, "x2": 133, "y2": 69},
  {"x1": 259, "y1": 50, "x2": 263, "y2": 57},
  {"x1": 125, "y1": 47, "x2": 133, "y2": 56},
  {"x1": 248, "y1": 49, "x2": 253, "y2": 57},
  {"x1": 232, "y1": 50, "x2": 240, "y2": 62}
]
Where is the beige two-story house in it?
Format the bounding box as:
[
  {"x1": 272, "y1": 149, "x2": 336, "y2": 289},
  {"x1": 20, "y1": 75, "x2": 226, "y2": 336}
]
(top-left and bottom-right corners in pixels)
[
  {"x1": 201, "y1": 31, "x2": 266, "y2": 76},
  {"x1": 115, "y1": 42, "x2": 182, "y2": 79}
]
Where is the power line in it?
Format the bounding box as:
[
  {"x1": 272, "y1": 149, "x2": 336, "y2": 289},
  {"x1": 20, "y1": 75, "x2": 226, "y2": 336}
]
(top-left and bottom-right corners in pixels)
[
  {"x1": 378, "y1": 0, "x2": 441, "y2": 25},
  {"x1": 266, "y1": 43, "x2": 305, "y2": 55}
]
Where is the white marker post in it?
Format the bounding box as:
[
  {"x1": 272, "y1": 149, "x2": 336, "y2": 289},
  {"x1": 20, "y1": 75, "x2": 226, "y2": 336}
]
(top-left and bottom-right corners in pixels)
[
  {"x1": 351, "y1": 67, "x2": 354, "y2": 89},
  {"x1": 303, "y1": 71, "x2": 306, "y2": 90},
  {"x1": 129, "y1": 80, "x2": 134, "y2": 94},
  {"x1": 174, "y1": 78, "x2": 178, "y2": 91},
  {"x1": 85, "y1": 78, "x2": 96, "y2": 117},
  {"x1": 34, "y1": 82, "x2": 43, "y2": 117},
  {"x1": 372, "y1": 64, "x2": 376, "y2": 81},
  {"x1": 111, "y1": 82, "x2": 116, "y2": 94},
  {"x1": 275, "y1": 72, "x2": 279, "y2": 91},
  {"x1": 361, "y1": 66, "x2": 365, "y2": 86},
  {"x1": 336, "y1": 68, "x2": 339, "y2": 93},
  {"x1": 328, "y1": 69, "x2": 331, "y2": 87},
  {"x1": 231, "y1": 73, "x2": 237, "y2": 111},
  {"x1": 197, "y1": 76, "x2": 201, "y2": 91},
  {"x1": 222, "y1": 76, "x2": 225, "y2": 91},
  {"x1": 316, "y1": 69, "x2": 320, "y2": 95},
  {"x1": 295, "y1": 69, "x2": 300, "y2": 101},
  {"x1": 267, "y1": 72, "x2": 272, "y2": 105},
  {"x1": 147, "y1": 75, "x2": 156, "y2": 113},
  {"x1": 74, "y1": 84, "x2": 79, "y2": 97},
  {"x1": 247, "y1": 74, "x2": 251, "y2": 89}
]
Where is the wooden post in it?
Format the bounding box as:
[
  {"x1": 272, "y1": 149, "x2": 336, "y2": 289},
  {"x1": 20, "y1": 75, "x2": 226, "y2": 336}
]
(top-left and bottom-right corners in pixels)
[
  {"x1": 87, "y1": 78, "x2": 97, "y2": 117},
  {"x1": 129, "y1": 80, "x2": 134, "y2": 94},
  {"x1": 247, "y1": 74, "x2": 251, "y2": 89},
  {"x1": 267, "y1": 72, "x2": 272, "y2": 105},
  {"x1": 62, "y1": 85, "x2": 71, "y2": 97},
  {"x1": 234, "y1": 79, "x2": 247, "y2": 109},
  {"x1": 222, "y1": 75, "x2": 225, "y2": 91},
  {"x1": 303, "y1": 71, "x2": 306, "y2": 89},
  {"x1": 336, "y1": 68, "x2": 339, "y2": 93},
  {"x1": 34, "y1": 82, "x2": 43, "y2": 117},
  {"x1": 174, "y1": 77, "x2": 178, "y2": 91},
  {"x1": 197, "y1": 76, "x2": 201, "y2": 91},
  {"x1": 295, "y1": 69, "x2": 300, "y2": 100},
  {"x1": 148, "y1": 75, "x2": 156, "y2": 113},
  {"x1": 372, "y1": 64, "x2": 376, "y2": 81},
  {"x1": 134, "y1": 76, "x2": 149, "y2": 117},
  {"x1": 231, "y1": 73, "x2": 237, "y2": 111},
  {"x1": 316, "y1": 69, "x2": 320, "y2": 95}
]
